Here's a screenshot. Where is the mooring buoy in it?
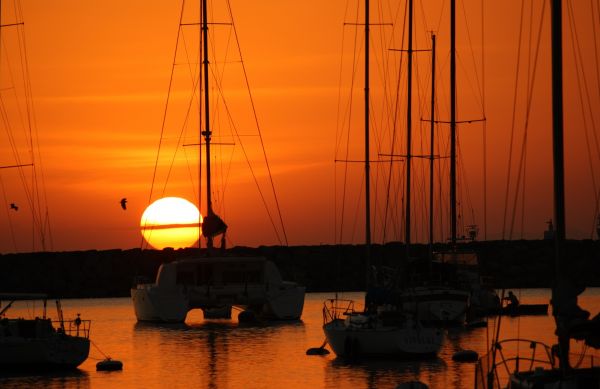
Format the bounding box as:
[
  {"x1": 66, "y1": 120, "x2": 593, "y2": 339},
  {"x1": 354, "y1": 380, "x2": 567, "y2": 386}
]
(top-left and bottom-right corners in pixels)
[
  {"x1": 306, "y1": 347, "x2": 330, "y2": 356},
  {"x1": 96, "y1": 358, "x2": 123, "y2": 371}
]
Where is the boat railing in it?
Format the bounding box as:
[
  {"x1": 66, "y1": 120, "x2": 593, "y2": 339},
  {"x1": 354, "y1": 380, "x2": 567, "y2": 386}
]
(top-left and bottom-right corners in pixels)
[
  {"x1": 54, "y1": 318, "x2": 91, "y2": 339},
  {"x1": 474, "y1": 338, "x2": 600, "y2": 389},
  {"x1": 322, "y1": 299, "x2": 355, "y2": 324}
]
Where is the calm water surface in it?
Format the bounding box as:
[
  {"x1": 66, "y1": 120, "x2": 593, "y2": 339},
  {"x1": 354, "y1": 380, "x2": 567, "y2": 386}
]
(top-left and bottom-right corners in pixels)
[{"x1": 1, "y1": 289, "x2": 599, "y2": 389}]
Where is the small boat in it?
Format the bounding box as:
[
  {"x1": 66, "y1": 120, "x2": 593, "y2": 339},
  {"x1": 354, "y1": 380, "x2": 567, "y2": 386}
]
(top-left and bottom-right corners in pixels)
[
  {"x1": 498, "y1": 303, "x2": 548, "y2": 317},
  {"x1": 0, "y1": 293, "x2": 90, "y2": 370}
]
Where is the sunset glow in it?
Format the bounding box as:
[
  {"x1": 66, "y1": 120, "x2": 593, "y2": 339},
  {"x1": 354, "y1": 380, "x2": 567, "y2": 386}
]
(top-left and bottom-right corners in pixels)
[
  {"x1": 0, "y1": 0, "x2": 599, "y2": 253},
  {"x1": 140, "y1": 197, "x2": 201, "y2": 250}
]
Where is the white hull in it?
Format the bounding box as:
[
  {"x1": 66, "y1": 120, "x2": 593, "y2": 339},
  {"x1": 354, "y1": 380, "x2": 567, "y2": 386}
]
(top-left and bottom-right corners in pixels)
[
  {"x1": 131, "y1": 257, "x2": 305, "y2": 323},
  {"x1": 132, "y1": 284, "x2": 305, "y2": 322},
  {"x1": 263, "y1": 282, "x2": 306, "y2": 320},
  {"x1": 324, "y1": 319, "x2": 443, "y2": 358},
  {"x1": 0, "y1": 336, "x2": 89, "y2": 369},
  {"x1": 131, "y1": 286, "x2": 189, "y2": 322},
  {"x1": 401, "y1": 286, "x2": 469, "y2": 325}
]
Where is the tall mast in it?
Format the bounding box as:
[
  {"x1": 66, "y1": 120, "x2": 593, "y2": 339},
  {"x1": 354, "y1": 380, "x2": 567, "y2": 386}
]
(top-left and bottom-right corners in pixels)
[
  {"x1": 550, "y1": 0, "x2": 569, "y2": 370},
  {"x1": 201, "y1": 0, "x2": 214, "y2": 250},
  {"x1": 450, "y1": 0, "x2": 457, "y2": 245},
  {"x1": 405, "y1": 0, "x2": 413, "y2": 248},
  {"x1": 429, "y1": 34, "x2": 436, "y2": 259},
  {"x1": 364, "y1": 0, "x2": 372, "y2": 292}
]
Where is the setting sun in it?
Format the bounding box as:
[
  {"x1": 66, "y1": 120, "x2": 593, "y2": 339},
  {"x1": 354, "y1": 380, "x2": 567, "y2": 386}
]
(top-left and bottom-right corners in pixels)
[{"x1": 140, "y1": 197, "x2": 201, "y2": 249}]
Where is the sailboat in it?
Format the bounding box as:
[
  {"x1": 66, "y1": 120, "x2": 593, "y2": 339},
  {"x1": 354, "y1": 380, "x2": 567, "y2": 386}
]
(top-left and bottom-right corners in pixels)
[
  {"x1": 131, "y1": 0, "x2": 305, "y2": 323},
  {"x1": 0, "y1": 294, "x2": 90, "y2": 370},
  {"x1": 475, "y1": 1, "x2": 600, "y2": 387},
  {"x1": 322, "y1": 0, "x2": 443, "y2": 358},
  {"x1": 393, "y1": 10, "x2": 470, "y2": 327}
]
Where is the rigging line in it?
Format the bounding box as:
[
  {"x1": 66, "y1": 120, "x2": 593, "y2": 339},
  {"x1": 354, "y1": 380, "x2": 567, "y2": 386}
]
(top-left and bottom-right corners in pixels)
[
  {"x1": 481, "y1": 0, "x2": 487, "y2": 240},
  {"x1": 382, "y1": 0, "x2": 408, "y2": 244},
  {"x1": 226, "y1": 0, "x2": 288, "y2": 245},
  {"x1": 460, "y1": 0, "x2": 485, "y2": 111},
  {"x1": 0, "y1": 174, "x2": 18, "y2": 251},
  {"x1": 0, "y1": 94, "x2": 38, "y2": 233},
  {"x1": 350, "y1": 168, "x2": 366, "y2": 244},
  {"x1": 159, "y1": 64, "x2": 200, "y2": 199},
  {"x1": 208, "y1": 54, "x2": 284, "y2": 246},
  {"x1": 594, "y1": 0, "x2": 600, "y2": 106},
  {"x1": 592, "y1": 0, "x2": 600, "y2": 221},
  {"x1": 520, "y1": 142, "x2": 527, "y2": 239},
  {"x1": 501, "y1": 0, "x2": 527, "y2": 240},
  {"x1": 334, "y1": 0, "x2": 354, "y2": 244},
  {"x1": 15, "y1": 1, "x2": 50, "y2": 250},
  {"x1": 338, "y1": 0, "x2": 361, "y2": 244},
  {"x1": 508, "y1": 2, "x2": 546, "y2": 240},
  {"x1": 204, "y1": 14, "x2": 235, "y2": 218},
  {"x1": 457, "y1": 134, "x2": 477, "y2": 233},
  {"x1": 566, "y1": 0, "x2": 600, "y2": 237},
  {"x1": 141, "y1": 0, "x2": 187, "y2": 249},
  {"x1": 456, "y1": 54, "x2": 485, "y2": 118}
]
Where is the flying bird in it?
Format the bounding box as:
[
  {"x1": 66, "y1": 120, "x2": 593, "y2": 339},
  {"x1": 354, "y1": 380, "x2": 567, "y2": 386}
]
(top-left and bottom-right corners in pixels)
[
  {"x1": 10, "y1": 203, "x2": 18, "y2": 211},
  {"x1": 120, "y1": 198, "x2": 127, "y2": 210}
]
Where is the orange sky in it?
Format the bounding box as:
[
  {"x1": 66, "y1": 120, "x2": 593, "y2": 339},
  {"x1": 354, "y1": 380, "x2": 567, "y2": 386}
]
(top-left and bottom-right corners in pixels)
[{"x1": 1, "y1": 0, "x2": 599, "y2": 253}]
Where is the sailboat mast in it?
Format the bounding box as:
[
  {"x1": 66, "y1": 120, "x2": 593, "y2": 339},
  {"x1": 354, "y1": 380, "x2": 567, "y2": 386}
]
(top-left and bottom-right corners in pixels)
[
  {"x1": 450, "y1": 0, "x2": 457, "y2": 245},
  {"x1": 201, "y1": 0, "x2": 214, "y2": 250},
  {"x1": 429, "y1": 34, "x2": 436, "y2": 259},
  {"x1": 550, "y1": 0, "x2": 569, "y2": 370},
  {"x1": 364, "y1": 0, "x2": 371, "y2": 291},
  {"x1": 405, "y1": 0, "x2": 413, "y2": 248}
]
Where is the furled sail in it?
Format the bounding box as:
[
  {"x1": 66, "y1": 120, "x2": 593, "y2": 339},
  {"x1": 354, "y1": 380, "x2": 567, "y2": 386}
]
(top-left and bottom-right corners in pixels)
[{"x1": 201, "y1": 213, "x2": 228, "y2": 238}]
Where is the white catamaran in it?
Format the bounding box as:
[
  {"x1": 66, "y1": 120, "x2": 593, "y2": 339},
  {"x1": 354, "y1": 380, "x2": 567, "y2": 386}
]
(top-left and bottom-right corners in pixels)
[{"x1": 131, "y1": 0, "x2": 304, "y2": 323}]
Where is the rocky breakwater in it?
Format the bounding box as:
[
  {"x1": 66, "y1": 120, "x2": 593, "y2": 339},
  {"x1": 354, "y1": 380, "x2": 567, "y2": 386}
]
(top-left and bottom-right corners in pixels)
[{"x1": 0, "y1": 240, "x2": 598, "y2": 298}]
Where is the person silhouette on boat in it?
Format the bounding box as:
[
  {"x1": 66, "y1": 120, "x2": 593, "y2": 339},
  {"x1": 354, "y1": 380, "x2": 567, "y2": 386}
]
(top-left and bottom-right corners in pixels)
[{"x1": 504, "y1": 291, "x2": 520, "y2": 311}]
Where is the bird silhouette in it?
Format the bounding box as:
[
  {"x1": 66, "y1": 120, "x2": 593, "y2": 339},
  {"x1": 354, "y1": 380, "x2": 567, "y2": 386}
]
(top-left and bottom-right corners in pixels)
[
  {"x1": 120, "y1": 198, "x2": 127, "y2": 210},
  {"x1": 10, "y1": 203, "x2": 18, "y2": 211}
]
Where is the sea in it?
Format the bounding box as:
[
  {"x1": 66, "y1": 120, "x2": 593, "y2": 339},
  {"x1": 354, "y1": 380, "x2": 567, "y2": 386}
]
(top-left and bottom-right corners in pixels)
[{"x1": 1, "y1": 289, "x2": 599, "y2": 389}]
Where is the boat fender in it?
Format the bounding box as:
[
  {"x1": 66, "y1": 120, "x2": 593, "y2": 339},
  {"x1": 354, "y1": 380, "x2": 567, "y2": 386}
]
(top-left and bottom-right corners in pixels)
[
  {"x1": 306, "y1": 347, "x2": 330, "y2": 356},
  {"x1": 96, "y1": 358, "x2": 123, "y2": 371},
  {"x1": 452, "y1": 349, "x2": 479, "y2": 362}
]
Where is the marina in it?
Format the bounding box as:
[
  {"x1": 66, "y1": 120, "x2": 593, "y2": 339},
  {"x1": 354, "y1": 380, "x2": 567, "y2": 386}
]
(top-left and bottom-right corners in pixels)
[
  {"x1": 0, "y1": 289, "x2": 598, "y2": 388},
  {"x1": 1, "y1": 0, "x2": 600, "y2": 387}
]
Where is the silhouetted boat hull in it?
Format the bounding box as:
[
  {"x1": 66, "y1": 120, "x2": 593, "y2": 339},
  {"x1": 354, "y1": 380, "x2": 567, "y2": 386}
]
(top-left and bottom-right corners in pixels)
[
  {"x1": 131, "y1": 256, "x2": 305, "y2": 322},
  {"x1": 495, "y1": 304, "x2": 549, "y2": 317}
]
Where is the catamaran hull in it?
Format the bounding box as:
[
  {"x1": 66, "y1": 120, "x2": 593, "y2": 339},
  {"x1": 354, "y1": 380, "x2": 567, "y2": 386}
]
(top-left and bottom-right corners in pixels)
[
  {"x1": 0, "y1": 337, "x2": 90, "y2": 370},
  {"x1": 131, "y1": 285, "x2": 305, "y2": 322},
  {"x1": 323, "y1": 320, "x2": 443, "y2": 358},
  {"x1": 131, "y1": 287, "x2": 189, "y2": 322},
  {"x1": 263, "y1": 285, "x2": 306, "y2": 320}
]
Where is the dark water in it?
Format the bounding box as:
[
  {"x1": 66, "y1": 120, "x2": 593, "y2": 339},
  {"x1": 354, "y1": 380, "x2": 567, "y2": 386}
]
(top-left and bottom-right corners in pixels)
[{"x1": 1, "y1": 289, "x2": 598, "y2": 388}]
